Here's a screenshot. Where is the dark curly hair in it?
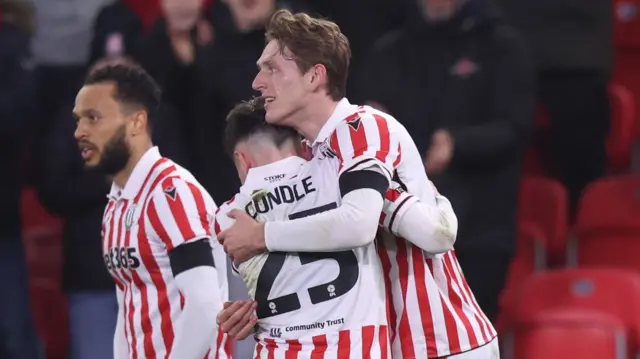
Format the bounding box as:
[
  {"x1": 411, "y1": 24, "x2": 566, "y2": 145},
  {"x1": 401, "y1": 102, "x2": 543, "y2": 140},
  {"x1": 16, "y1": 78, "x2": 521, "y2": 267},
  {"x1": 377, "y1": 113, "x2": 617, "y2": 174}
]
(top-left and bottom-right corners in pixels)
[
  {"x1": 224, "y1": 97, "x2": 299, "y2": 158},
  {"x1": 84, "y1": 64, "x2": 161, "y2": 131}
]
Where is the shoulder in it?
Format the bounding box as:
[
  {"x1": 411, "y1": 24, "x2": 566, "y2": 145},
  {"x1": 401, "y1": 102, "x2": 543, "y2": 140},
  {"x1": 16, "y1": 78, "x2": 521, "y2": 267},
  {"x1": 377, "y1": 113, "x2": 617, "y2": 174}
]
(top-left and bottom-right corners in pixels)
[
  {"x1": 148, "y1": 167, "x2": 215, "y2": 213},
  {"x1": 329, "y1": 106, "x2": 403, "y2": 149}
]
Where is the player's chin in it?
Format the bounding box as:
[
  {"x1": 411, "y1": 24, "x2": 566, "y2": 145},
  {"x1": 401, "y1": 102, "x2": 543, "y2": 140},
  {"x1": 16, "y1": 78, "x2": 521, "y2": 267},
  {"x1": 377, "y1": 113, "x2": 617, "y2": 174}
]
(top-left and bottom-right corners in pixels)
[
  {"x1": 264, "y1": 107, "x2": 285, "y2": 125},
  {"x1": 83, "y1": 156, "x2": 100, "y2": 168}
]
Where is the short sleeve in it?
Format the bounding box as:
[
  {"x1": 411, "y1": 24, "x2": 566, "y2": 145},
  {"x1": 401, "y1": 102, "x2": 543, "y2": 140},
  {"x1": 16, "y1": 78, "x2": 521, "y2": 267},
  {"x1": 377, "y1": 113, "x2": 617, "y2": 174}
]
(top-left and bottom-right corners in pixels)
[
  {"x1": 146, "y1": 177, "x2": 213, "y2": 251},
  {"x1": 328, "y1": 111, "x2": 401, "y2": 181}
]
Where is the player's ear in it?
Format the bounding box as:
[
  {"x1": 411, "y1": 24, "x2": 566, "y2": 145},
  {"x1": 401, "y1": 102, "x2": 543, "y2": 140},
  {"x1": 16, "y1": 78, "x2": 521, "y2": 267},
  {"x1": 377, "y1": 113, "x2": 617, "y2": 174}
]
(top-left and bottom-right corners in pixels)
[
  {"x1": 306, "y1": 64, "x2": 327, "y2": 91},
  {"x1": 233, "y1": 150, "x2": 250, "y2": 184},
  {"x1": 131, "y1": 110, "x2": 148, "y2": 136}
]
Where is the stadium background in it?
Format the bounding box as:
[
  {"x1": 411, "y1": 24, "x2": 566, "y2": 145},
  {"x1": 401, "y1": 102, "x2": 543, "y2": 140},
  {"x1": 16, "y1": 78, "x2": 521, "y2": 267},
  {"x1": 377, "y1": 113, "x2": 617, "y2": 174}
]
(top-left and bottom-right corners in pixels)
[{"x1": 1, "y1": 0, "x2": 639, "y2": 358}]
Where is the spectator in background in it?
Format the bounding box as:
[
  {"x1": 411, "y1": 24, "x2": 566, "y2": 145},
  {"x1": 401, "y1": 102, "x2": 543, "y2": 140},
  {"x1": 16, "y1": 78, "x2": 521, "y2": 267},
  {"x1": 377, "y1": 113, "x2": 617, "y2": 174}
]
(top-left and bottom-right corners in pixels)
[
  {"x1": 499, "y1": 0, "x2": 612, "y2": 211},
  {"x1": 354, "y1": 0, "x2": 533, "y2": 322},
  {"x1": 133, "y1": 0, "x2": 216, "y2": 196},
  {"x1": 201, "y1": 0, "x2": 307, "y2": 202},
  {"x1": 30, "y1": 0, "x2": 111, "y2": 181},
  {"x1": 37, "y1": 56, "x2": 187, "y2": 359},
  {"x1": 89, "y1": 0, "x2": 144, "y2": 65},
  {"x1": 0, "y1": 1, "x2": 41, "y2": 357}
]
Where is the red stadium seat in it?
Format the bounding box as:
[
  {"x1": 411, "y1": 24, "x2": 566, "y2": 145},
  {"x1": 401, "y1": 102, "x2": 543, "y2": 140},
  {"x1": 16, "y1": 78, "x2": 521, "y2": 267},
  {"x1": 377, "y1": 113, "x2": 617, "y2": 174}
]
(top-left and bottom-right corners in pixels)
[
  {"x1": 509, "y1": 309, "x2": 627, "y2": 359},
  {"x1": 614, "y1": 0, "x2": 640, "y2": 49},
  {"x1": 518, "y1": 177, "x2": 569, "y2": 261},
  {"x1": 20, "y1": 188, "x2": 67, "y2": 359},
  {"x1": 607, "y1": 84, "x2": 637, "y2": 171},
  {"x1": 501, "y1": 268, "x2": 640, "y2": 354},
  {"x1": 568, "y1": 175, "x2": 640, "y2": 269},
  {"x1": 497, "y1": 221, "x2": 546, "y2": 332}
]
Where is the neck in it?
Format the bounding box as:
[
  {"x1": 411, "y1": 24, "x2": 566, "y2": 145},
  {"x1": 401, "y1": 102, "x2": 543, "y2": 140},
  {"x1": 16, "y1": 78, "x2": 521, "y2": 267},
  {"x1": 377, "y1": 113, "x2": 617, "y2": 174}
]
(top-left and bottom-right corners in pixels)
[
  {"x1": 251, "y1": 147, "x2": 297, "y2": 167},
  {"x1": 293, "y1": 96, "x2": 340, "y2": 142},
  {"x1": 113, "y1": 140, "x2": 153, "y2": 189}
]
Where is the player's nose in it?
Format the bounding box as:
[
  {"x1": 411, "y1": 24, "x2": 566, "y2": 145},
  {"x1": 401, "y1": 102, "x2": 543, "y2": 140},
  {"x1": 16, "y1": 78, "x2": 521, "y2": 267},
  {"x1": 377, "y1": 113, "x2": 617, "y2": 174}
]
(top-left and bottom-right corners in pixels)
[
  {"x1": 252, "y1": 71, "x2": 266, "y2": 93},
  {"x1": 74, "y1": 120, "x2": 88, "y2": 141}
]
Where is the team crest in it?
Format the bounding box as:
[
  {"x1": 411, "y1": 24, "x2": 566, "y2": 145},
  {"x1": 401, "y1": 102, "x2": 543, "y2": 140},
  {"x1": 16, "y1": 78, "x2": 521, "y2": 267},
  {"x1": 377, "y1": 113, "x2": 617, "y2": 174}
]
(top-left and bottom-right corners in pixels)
[
  {"x1": 124, "y1": 204, "x2": 137, "y2": 230},
  {"x1": 164, "y1": 186, "x2": 177, "y2": 200},
  {"x1": 346, "y1": 117, "x2": 362, "y2": 130}
]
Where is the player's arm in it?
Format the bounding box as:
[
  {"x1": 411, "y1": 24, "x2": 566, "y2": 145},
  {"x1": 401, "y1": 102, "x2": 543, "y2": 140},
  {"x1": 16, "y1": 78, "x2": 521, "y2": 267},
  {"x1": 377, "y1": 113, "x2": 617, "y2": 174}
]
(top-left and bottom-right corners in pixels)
[
  {"x1": 265, "y1": 113, "x2": 400, "y2": 252},
  {"x1": 147, "y1": 177, "x2": 222, "y2": 359},
  {"x1": 380, "y1": 182, "x2": 458, "y2": 254},
  {"x1": 113, "y1": 284, "x2": 128, "y2": 357}
]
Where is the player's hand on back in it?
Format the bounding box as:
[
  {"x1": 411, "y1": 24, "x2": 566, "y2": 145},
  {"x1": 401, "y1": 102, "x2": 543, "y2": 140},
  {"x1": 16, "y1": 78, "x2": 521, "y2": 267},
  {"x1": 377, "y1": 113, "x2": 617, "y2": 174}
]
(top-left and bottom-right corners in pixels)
[
  {"x1": 217, "y1": 209, "x2": 267, "y2": 263},
  {"x1": 217, "y1": 300, "x2": 258, "y2": 340}
]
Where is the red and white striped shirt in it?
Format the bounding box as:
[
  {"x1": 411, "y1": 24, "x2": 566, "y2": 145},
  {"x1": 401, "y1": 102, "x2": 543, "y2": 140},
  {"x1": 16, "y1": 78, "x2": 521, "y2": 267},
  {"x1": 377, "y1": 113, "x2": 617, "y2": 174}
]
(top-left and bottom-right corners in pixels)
[
  {"x1": 317, "y1": 99, "x2": 497, "y2": 358},
  {"x1": 101, "y1": 147, "x2": 231, "y2": 359}
]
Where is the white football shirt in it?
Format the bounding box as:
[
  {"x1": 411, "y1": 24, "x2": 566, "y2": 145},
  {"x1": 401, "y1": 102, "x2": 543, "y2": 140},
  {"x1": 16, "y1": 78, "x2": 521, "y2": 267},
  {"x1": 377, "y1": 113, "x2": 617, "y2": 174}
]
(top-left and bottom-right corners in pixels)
[{"x1": 215, "y1": 156, "x2": 389, "y2": 358}]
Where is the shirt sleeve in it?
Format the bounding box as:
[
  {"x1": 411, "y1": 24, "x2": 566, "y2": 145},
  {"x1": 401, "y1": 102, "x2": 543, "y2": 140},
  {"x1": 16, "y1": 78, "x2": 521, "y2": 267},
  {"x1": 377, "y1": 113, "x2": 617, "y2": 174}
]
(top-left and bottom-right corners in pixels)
[
  {"x1": 380, "y1": 182, "x2": 458, "y2": 254},
  {"x1": 146, "y1": 177, "x2": 213, "y2": 251},
  {"x1": 328, "y1": 111, "x2": 401, "y2": 182},
  {"x1": 214, "y1": 193, "x2": 254, "y2": 275}
]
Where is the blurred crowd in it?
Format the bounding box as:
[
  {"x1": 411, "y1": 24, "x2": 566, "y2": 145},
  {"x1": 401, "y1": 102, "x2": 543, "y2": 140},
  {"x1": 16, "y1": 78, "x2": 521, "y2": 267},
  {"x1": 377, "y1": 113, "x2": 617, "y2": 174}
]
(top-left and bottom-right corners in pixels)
[{"x1": 0, "y1": 0, "x2": 620, "y2": 357}]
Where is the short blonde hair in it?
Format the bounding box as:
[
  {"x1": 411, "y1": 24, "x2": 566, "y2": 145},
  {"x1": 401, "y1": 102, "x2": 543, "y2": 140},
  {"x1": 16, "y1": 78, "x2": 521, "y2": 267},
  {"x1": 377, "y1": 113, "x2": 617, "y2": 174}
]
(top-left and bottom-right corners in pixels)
[{"x1": 265, "y1": 10, "x2": 351, "y2": 101}]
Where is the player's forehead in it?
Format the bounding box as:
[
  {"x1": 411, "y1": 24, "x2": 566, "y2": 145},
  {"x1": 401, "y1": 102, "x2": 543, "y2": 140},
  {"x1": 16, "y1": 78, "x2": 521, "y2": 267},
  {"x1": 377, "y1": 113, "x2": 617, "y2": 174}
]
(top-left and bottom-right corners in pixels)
[
  {"x1": 257, "y1": 40, "x2": 291, "y2": 68},
  {"x1": 73, "y1": 83, "x2": 119, "y2": 115}
]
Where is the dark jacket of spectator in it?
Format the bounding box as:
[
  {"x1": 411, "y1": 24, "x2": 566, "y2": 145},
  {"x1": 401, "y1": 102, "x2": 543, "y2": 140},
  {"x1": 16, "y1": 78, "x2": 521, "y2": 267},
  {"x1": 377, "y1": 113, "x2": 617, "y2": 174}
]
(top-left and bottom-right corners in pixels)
[
  {"x1": 38, "y1": 103, "x2": 187, "y2": 292},
  {"x1": 0, "y1": 20, "x2": 36, "y2": 238},
  {"x1": 498, "y1": 0, "x2": 612, "y2": 73},
  {"x1": 354, "y1": 0, "x2": 534, "y2": 255},
  {"x1": 89, "y1": 0, "x2": 143, "y2": 65}
]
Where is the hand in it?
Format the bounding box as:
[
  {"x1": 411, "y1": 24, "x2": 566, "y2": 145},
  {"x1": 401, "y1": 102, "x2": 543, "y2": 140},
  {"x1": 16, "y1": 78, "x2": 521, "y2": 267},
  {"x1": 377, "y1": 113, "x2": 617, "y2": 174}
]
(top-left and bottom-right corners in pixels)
[
  {"x1": 217, "y1": 300, "x2": 258, "y2": 340},
  {"x1": 217, "y1": 209, "x2": 266, "y2": 263},
  {"x1": 195, "y1": 19, "x2": 214, "y2": 45},
  {"x1": 169, "y1": 33, "x2": 195, "y2": 64},
  {"x1": 424, "y1": 129, "x2": 454, "y2": 175}
]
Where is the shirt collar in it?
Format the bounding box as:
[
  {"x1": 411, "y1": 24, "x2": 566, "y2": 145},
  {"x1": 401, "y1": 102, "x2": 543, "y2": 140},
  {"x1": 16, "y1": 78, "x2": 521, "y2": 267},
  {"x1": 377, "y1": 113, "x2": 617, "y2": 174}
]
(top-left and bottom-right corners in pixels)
[
  {"x1": 241, "y1": 156, "x2": 307, "y2": 192},
  {"x1": 312, "y1": 98, "x2": 357, "y2": 146},
  {"x1": 108, "y1": 146, "x2": 163, "y2": 200}
]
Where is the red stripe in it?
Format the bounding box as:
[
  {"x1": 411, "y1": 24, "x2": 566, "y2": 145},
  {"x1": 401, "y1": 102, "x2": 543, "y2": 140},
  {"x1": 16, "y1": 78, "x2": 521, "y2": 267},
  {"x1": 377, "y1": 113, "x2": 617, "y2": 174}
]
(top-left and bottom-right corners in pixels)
[
  {"x1": 214, "y1": 328, "x2": 224, "y2": 359},
  {"x1": 285, "y1": 339, "x2": 301, "y2": 359},
  {"x1": 117, "y1": 201, "x2": 137, "y2": 358},
  {"x1": 264, "y1": 338, "x2": 276, "y2": 359},
  {"x1": 310, "y1": 334, "x2": 327, "y2": 359},
  {"x1": 224, "y1": 334, "x2": 233, "y2": 357},
  {"x1": 394, "y1": 238, "x2": 416, "y2": 358},
  {"x1": 392, "y1": 143, "x2": 402, "y2": 168},
  {"x1": 432, "y1": 256, "x2": 461, "y2": 354},
  {"x1": 213, "y1": 207, "x2": 222, "y2": 235},
  {"x1": 337, "y1": 330, "x2": 351, "y2": 359},
  {"x1": 361, "y1": 326, "x2": 375, "y2": 359},
  {"x1": 329, "y1": 131, "x2": 343, "y2": 171},
  {"x1": 412, "y1": 246, "x2": 439, "y2": 358},
  {"x1": 187, "y1": 182, "x2": 211, "y2": 236},
  {"x1": 442, "y1": 255, "x2": 478, "y2": 348},
  {"x1": 377, "y1": 240, "x2": 397, "y2": 344},
  {"x1": 348, "y1": 119, "x2": 368, "y2": 160},
  {"x1": 442, "y1": 253, "x2": 480, "y2": 347},
  {"x1": 138, "y1": 165, "x2": 180, "y2": 357},
  {"x1": 372, "y1": 114, "x2": 391, "y2": 163},
  {"x1": 379, "y1": 326, "x2": 389, "y2": 359},
  {"x1": 122, "y1": 158, "x2": 168, "y2": 358},
  {"x1": 451, "y1": 251, "x2": 493, "y2": 341},
  {"x1": 160, "y1": 177, "x2": 196, "y2": 250},
  {"x1": 254, "y1": 343, "x2": 263, "y2": 359}
]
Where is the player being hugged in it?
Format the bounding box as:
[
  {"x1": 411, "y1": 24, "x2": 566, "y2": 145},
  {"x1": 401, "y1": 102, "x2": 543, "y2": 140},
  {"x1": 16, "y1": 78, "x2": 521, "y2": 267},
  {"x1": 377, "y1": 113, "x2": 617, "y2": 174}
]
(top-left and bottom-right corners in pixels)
[
  {"x1": 214, "y1": 98, "x2": 391, "y2": 358},
  {"x1": 74, "y1": 64, "x2": 230, "y2": 358}
]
